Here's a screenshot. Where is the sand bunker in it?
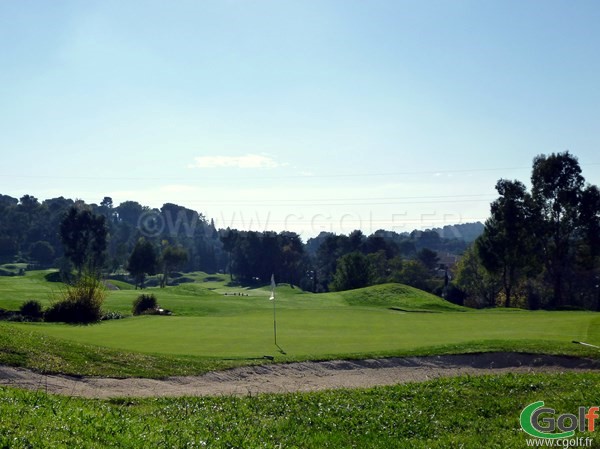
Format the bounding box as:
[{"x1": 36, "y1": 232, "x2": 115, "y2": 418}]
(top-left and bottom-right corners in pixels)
[{"x1": 1, "y1": 352, "x2": 599, "y2": 398}]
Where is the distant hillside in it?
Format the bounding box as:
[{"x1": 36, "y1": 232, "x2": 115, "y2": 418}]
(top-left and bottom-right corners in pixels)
[
  {"x1": 305, "y1": 224, "x2": 482, "y2": 259},
  {"x1": 428, "y1": 222, "x2": 484, "y2": 243}
]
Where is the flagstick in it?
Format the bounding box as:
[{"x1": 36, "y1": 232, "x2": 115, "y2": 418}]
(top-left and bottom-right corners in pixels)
[
  {"x1": 273, "y1": 294, "x2": 277, "y2": 346},
  {"x1": 270, "y1": 273, "x2": 277, "y2": 347}
]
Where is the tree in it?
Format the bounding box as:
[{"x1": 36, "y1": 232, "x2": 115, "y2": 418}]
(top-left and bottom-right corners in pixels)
[
  {"x1": 60, "y1": 206, "x2": 107, "y2": 276},
  {"x1": 279, "y1": 231, "x2": 305, "y2": 286},
  {"x1": 0, "y1": 236, "x2": 17, "y2": 261},
  {"x1": 577, "y1": 185, "x2": 600, "y2": 310},
  {"x1": 116, "y1": 201, "x2": 145, "y2": 227},
  {"x1": 219, "y1": 228, "x2": 239, "y2": 281},
  {"x1": 98, "y1": 197, "x2": 115, "y2": 221},
  {"x1": 127, "y1": 238, "x2": 158, "y2": 289},
  {"x1": 314, "y1": 234, "x2": 347, "y2": 290},
  {"x1": 476, "y1": 179, "x2": 538, "y2": 307},
  {"x1": 18, "y1": 194, "x2": 40, "y2": 214},
  {"x1": 367, "y1": 250, "x2": 390, "y2": 284},
  {"x1": 29, "y1": 240, "x2": 55, "y2": 266},
  {"x1": 531, "y1": 151, "x2": 585, "y2": 307},
  {"x1": 471, "y1": 151, "x2": 600, "y2": 310},
  {"x1": 454, "y1": 245, "x2": 501, "y2": 308},
  {"x1": 100, "y1": 196, "x2": 113, "y2": 209},
  {"x1": 398, "y1": 260, "x2": 433, "y2": 292},
  {"x1": 416, "y1": 248, "x2": 440, "y2": 272},
  {"x1": 330, "y1": 252, "x2": 373, "y2": 291},
  {"x1": 160, "y1": 243, "x2": 188, "y2": 287}
]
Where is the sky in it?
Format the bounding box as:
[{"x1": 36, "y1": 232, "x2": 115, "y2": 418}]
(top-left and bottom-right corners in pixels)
[{"x1": 2, "y1": 0, "x2": 600, "y2": 240}]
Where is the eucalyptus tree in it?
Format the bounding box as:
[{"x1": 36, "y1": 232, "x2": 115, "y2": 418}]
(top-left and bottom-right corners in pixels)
[
  {"x1": 476, "y1": 179, "x2": 538, "y2": 307},
  {"x1": 531, "y1": 151, "x2": 585, "y2": 307}
]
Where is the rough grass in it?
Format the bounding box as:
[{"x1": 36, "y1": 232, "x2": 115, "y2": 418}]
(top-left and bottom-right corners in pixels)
[
  {"x1": 1, "y1": 372, "x2": 599, "y2": 448},
  {"x1": 0, "y1": 322, "x2": 261, "y2": 377}
]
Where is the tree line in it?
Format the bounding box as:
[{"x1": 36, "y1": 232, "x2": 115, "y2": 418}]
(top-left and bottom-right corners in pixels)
[
  {"x1": 453, "y1": 152, "x2": 600, "y2": 310},
  {"x1": 0, "y1": 191, "x2": 476, "y2": 293},
  {"x1": 7, "y1": 152, "x2": 596, "y2": 311}
]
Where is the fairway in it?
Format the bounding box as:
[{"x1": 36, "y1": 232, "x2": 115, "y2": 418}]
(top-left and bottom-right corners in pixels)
[{"x1": 2, "y1": 271, "x2": 599, "y2": 364}]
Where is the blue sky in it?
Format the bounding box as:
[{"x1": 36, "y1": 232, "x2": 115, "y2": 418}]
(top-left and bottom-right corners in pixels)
[{"x1": 2, "y1": 0, "x2": 600, "y2": 239}]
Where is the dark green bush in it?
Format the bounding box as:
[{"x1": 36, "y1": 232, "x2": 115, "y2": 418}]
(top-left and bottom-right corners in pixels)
[
  {"x1": 132, "y1": 294, "x2": 158, "y2": 315},
  {"x1": 44, "y1": 271, "x2": 63, "y2": 283},
  {"x1": 45, "y1": 274, "x2": 106, "y2": 324},
  {"x1": 19, "y1": 300, "x2": 43, "y2": 320}
]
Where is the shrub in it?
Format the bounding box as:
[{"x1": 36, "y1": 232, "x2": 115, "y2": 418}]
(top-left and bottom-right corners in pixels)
[
  {"x1": 45, "y1": 274, "x2": 106, "y2": 324},
  {"x1": 101, "y1": 311, "x2": 126, "y2": 321},
  {"x1": 19, "y1": 300, "x2": 44, "y2": 320},
  {"x1": 132, "y1": 294, "x2": 158, "y2": 315},
  {"x1": 44, "y1": 271, "x2": 63, "y2": 283},
  {"x1": 171, "y1": 276, "x2": 195, "y2": 285}
]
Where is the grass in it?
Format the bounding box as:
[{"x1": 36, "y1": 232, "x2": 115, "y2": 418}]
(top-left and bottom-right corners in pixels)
[
  {"x1": 0, "y1": 322, "x2": 260, "y2": 377},
  {"x1": 0, "y1": 263, "x2": 27, "y2": 276},
  {"x1": 2, "y1": 271, "x2": 600, "y2": 447},
  {"x1": 0, "y1": 269, "x2": 59, "y2": 310},
  {"x1": 1, "y1": 271, "x2": 600, "y2": 377},
  {"x1": 1, "y1": 372, "x2": 599, "y2": 448},
  {"x1": 338, "y1": 283, "x2": 466, "y2": 311}
]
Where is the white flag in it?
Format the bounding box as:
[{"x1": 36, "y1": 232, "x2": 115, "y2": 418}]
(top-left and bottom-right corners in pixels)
[{"x1": 269, "y1": 274, "x2": 275, "y2": 300}]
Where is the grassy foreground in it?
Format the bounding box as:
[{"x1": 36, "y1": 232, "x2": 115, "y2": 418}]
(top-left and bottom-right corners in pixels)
[{"x1": 1, "y1": 372, "x2": 599, "y2": 448}]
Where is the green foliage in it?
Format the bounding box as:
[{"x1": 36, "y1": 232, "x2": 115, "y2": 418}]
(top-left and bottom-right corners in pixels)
[
  {"x1": 0, "y1": 191, "x2": 481, "y2": 294},
  {"x1": 220, "y1": 229, "x2": 305, "y2": 285},
  {"x1": 45, "y1": 273, "x2": 106, "y2": 323},
  {"x1": 416, "y1": 247, "x2": 439, "y2": 271},
  {"x1": 477, "y1": 179, "x2": 539, "y2": 308},
  {"x1": 397, "y1": 260, "x2": 433, "y2": 292},
  {"x1": 0, "y1": 373, "x2": 598, "y2": 448},
  {"x1": 60, "y1": 206, "x2": 107, "y2": 275},
  {"x1": 159, "y1": 243, "x2": 188, "y2": 287},
  {"x1": 531, "y1": 152, "x2": 587, "y2": 307},
  {"x1": 454, "y1": 246, "x2": 501, "y2": 308},
  {"x1": 28, "y1": 240, "x2": 55, "y2": 265},
  {"x1": 19, "y1": 299, "x2": 43, "y2": 320},
  {"x1": 469, "y1": 152, "x2": 600, "y2": 310},
  {"x1": 132, "y1": 294, "x2": 158, "y2": 315},
  {"x1": 127, "y1": 238, "x2": 158, "y2": 289},
  {"x1": 43, "y1": 271, "x2": 63, "y2": 282},
  {"x1": 330, "y1": 251, "x2": 374, "y2": 291}
]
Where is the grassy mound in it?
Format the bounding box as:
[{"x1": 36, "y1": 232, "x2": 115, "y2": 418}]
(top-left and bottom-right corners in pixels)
[{"x1": 338, "y1": 283, "x2": 466, "y2": 312}]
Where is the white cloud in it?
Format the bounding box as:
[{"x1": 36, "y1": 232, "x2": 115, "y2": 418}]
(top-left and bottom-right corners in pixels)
[{"x1": 188, "y1": 154, "x2": 282, "y2": 169}]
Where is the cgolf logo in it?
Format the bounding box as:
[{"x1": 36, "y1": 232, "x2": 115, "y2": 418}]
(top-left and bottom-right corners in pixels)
[{"x1": 520, "y1": 401, "x2": 599, "y2": 439}]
